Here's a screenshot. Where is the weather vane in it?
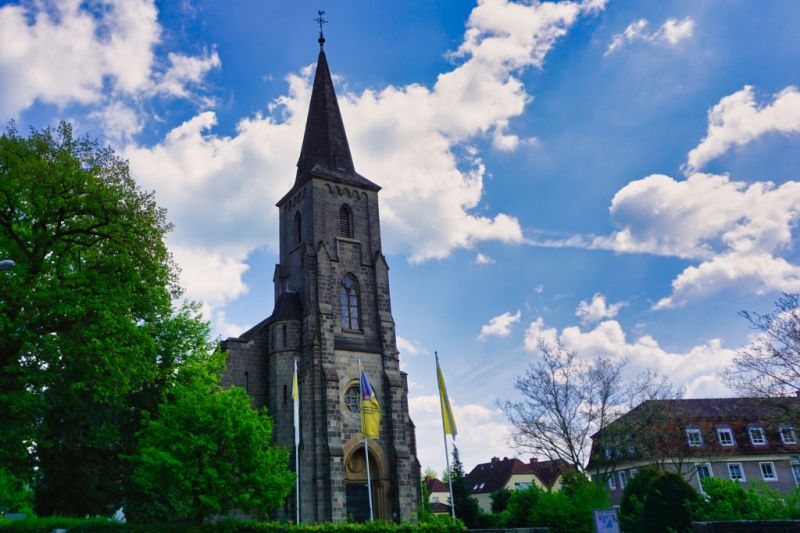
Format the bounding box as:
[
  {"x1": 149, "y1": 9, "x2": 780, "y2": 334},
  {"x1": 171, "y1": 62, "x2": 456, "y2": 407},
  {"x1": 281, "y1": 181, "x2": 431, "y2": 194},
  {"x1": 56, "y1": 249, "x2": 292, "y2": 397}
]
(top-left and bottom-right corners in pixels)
[{"x1": 315, "y1": 10, "x2": 328, "y2": 46}]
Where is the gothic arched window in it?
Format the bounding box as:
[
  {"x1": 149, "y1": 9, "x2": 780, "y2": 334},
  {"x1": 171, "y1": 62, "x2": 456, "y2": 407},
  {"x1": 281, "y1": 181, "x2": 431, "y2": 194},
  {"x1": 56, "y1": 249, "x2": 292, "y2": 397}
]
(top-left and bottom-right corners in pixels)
[
  {"x1": 294, "y1": 212, "x2": 302, "y2": 245},
  {"x1": 341, "y1": 274, "x2": 360, "y2": 330},
  {"x1": 339, "y1": 204, "x2": 353, "y2": 238}
]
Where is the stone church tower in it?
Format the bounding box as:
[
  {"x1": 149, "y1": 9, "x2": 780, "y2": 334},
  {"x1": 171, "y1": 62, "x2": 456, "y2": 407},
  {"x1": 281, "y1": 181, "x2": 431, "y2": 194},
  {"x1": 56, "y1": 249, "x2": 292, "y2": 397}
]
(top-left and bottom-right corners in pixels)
[{"x1": 221, "y1": 38, "x2": 420, "y2": 523}]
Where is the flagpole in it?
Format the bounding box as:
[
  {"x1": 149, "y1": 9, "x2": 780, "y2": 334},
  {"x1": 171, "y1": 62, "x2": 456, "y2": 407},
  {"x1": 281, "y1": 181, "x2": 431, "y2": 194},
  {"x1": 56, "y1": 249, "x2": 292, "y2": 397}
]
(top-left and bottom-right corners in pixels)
[
  {"x1": 359, "y1": 358, "x2": 374, "y2": 521},
  {"x1": 293, "y1": 359, "x2": 300, "y2": 524},
  {"x1": 436, "y1": 352, "x2": 456, "y2": 519}
]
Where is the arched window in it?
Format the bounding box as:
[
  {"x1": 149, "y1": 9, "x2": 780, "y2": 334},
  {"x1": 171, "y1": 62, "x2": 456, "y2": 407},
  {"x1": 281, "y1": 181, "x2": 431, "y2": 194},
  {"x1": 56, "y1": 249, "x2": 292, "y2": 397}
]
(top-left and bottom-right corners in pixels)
[
  {"x1": 339, "y1": 204, "x2": 352, "y2": 238},
  {"x1": 294, "y1": 212, "x2": 302, "y2": 245},
  {"x1": 341, "y1": 274, "x2": 360, "y2": 330}
]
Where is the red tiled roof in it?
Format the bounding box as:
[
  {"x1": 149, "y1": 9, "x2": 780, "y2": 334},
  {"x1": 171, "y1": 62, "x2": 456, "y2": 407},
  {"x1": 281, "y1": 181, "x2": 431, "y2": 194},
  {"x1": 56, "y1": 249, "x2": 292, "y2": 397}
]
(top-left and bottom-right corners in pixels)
[
  {"x1": 466, "y1": 457, "x2": 572, "y2": 494},
  {"x1": 425, "y1": 476, "x2": 449, "y2": 493}
]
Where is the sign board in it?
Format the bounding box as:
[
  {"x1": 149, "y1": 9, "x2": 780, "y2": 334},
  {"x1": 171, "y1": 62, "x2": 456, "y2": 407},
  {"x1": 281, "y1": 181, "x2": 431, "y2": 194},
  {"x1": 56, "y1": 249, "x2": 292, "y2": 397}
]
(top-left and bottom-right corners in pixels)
[{"x1": 593, "y1": 508, "x2": 620, "y2": 533}]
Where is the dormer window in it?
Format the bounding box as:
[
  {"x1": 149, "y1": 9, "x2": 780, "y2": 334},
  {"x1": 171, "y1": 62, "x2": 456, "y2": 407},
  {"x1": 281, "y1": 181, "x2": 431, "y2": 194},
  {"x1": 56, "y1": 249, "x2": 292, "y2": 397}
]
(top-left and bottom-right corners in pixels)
[
  {"x1": 686, "y1": 427, "x2": 704, "y2": 447},
  {"x1": 780, "y1": 425, "x2": 797, "y2": 445},
  {"x1": 717, "y1": 426, "x2": 735, "y2": 447},
  {"x1": 339, "y1": 204, "x2": 353, "y2": 238},
  {"x1": 748, "y1": 425, "x2": 767, "y2": 446}
]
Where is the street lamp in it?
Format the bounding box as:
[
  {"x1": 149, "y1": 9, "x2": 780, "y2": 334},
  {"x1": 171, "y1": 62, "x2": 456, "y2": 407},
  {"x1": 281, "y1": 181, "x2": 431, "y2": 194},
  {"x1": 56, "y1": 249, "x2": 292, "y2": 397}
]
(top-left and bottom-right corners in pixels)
[{"x1": 0, "y1": 260, "x2": 15, "y2": 271}]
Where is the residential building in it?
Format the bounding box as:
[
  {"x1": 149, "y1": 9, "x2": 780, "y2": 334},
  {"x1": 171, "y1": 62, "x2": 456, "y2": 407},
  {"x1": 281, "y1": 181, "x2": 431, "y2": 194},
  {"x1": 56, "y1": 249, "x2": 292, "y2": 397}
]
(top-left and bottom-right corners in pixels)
[
  {"x1": 424, "y1": 477, "x2": 452, "y2": 515},
  {"x1": 466, "y1": 457, "x2": 572, "y2": 513},
  {"x1": 587, "y1": 397, "x2": 800, "y2": 505}
]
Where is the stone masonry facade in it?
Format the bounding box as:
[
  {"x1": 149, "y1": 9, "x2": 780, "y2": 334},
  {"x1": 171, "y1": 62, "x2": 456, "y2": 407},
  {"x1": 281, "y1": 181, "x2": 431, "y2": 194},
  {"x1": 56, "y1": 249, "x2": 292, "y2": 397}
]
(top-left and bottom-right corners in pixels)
[{"x1": 220, "y1": 44, "x2": 420, "y2": 523}]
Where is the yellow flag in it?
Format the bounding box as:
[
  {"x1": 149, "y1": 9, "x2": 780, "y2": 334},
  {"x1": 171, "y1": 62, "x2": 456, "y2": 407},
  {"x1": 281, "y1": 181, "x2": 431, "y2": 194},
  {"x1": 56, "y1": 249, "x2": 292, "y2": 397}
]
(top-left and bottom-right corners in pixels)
[
  {"x1": 437, "y1": 357, "x2": 457, "y2": 438},
  {"x1": 360, "y1": 366, "x2": 381, "y2": 439}
]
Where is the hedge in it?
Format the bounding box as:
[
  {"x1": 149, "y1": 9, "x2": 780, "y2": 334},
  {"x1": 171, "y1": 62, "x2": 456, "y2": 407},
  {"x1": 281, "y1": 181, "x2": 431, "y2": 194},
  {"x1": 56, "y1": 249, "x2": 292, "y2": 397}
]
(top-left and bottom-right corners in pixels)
[{"x1": 0, "y1": 517, "x2": 466, "y2": 533}]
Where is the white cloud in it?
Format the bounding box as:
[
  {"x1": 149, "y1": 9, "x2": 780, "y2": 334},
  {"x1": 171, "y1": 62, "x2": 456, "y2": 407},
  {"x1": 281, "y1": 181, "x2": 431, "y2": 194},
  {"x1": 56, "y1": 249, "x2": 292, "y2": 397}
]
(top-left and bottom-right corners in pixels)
[
  {"x1": 125, "y1": 0, "x2": 603, "y2": 315},
  {"x1": 524, "y1": 316, "x2": 736, "y2": 397},
  {"x1": 685, "y1": 85, "x2": 800, "y2": 173},
  {"x1": 592, "y1": 172, "x2": 800, "y2": 308},
  {"x1": 0, "y1": 0, "x2": 219, "y2": 120},
  {"x1": 575, "y1": 293, "x2": 625, "y2": 323},
  {"x1": 605, "y1": 16, "x2": 694, "y2": 56},
  {"x1": 397, "y1": 336, "x2": 428, "y2": 357},
  {"x1": 409, "y1": 394, "x2": 516, "y2": 473},
  {"x1": 523, "y1": 316, "x2": 558, "y2": 349},
  {"x1": 478, "y1": 310, "x2": 522, "y2": 340},
  {"x1": 534, "y1": 283, "x2": 544, "y2": 294},
  {"x1": 474, "y1": 252, "x2": 495, "y2": 265},
  {"x1": 150, "y1": 50, "x2": 221, "y2": 99},
  {"x1": 89, "y1": 101, "x2": 144, "y2": 144}
]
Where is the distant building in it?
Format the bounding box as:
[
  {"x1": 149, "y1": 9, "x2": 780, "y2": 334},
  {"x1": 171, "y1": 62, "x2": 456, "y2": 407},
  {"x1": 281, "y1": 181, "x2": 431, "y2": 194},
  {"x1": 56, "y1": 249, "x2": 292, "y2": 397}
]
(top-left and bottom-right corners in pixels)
[
  {"x1": 423, "y1": 477, "x2": 452, "y2": 515},
  {"x1": 466, "y1": 457, "x2": 572, "y2": 512},
  {"x1": 587, "y1": 397, "x2": 800, "y2": 505}
]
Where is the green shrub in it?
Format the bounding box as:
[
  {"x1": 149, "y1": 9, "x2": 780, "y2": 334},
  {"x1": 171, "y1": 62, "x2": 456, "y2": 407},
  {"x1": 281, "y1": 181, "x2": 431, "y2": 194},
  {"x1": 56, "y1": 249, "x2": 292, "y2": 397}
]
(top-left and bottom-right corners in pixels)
[
  {"x1": 693, "y1": 478, "x2": 800, "y2": 521},
  {"x1": 619, "y1": 467, "x2": 661, "y2": 533},
  {"x1": 0, "y1": 517, "x2": 467, "y2": 533},
  {"x1": 497, "y1": 472, "x2": 609, "y2": 533},
  {"x1": 641, "y1": 471, "x2": 698, "y2": 533},
  {"x1": 490, "y1": 488, "x2": 511, "y2": 513}
]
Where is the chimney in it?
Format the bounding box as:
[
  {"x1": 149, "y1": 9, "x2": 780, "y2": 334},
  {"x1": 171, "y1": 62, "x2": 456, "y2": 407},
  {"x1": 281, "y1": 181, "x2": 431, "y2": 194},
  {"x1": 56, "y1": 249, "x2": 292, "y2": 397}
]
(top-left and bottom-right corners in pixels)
[
  {"x1": 530, "y1": 458, "x2": 538, "y2": 464},
  {"x1": 795, "y1": 390, "x2": 800, "y2": 398},
  {"x1": 491, "y1": 457, "x2": 499, "y2": 463}
]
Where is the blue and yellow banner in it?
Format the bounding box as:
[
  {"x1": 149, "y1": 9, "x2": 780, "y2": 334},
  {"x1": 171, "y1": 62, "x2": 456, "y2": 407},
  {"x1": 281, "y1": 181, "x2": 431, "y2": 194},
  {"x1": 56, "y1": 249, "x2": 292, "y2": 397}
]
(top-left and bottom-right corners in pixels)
[{"x1": 360, "y1": 366, "x2": 381, "y2": 439}]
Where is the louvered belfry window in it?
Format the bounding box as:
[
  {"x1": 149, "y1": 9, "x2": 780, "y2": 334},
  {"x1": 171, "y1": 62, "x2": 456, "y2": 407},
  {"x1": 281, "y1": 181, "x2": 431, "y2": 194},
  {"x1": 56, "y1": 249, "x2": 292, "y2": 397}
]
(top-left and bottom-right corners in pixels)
[
  {"x1": 339, "y1": 205, "x2": 352, "y2": 238},
  {"x1": 341, "y1": 274, "x2": 360, "y2": 330}
]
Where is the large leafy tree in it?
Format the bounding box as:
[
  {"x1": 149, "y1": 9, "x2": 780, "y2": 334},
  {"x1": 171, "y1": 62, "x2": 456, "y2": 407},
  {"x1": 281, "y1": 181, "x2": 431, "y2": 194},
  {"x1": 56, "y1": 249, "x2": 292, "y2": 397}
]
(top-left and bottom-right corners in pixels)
[
  {"x1": 128, "y1": 385, "x2": 294, "y2": 524},
  {"x1": 0, "y1": 123, "x2": 219, "y2": 515}
]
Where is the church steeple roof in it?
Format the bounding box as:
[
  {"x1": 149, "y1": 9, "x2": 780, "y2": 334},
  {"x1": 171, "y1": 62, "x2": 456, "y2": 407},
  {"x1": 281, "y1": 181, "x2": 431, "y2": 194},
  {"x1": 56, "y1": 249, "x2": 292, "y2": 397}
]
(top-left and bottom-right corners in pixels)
[{"x1": 292, "y1": 44, "x2": 380, "y2": 193}]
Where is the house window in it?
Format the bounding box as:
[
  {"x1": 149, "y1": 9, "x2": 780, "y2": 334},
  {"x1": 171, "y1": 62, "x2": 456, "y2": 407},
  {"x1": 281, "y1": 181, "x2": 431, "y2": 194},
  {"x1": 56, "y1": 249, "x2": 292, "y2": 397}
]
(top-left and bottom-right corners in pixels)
[
  {"x1": 780, "y1": 426, "x2": 797, "y2": 445},
  {"x1": 686, "y1": 427, "x2": 704, "y2": 447},
  {"x1": 344, "y1": 386, "x2": 360, "y2": 413},
  {"x1": 717, "y1": 427, "x2": 735, "y2": 446},
  {"x1": 339, "y1": 204, "x2": 353, "y2": 238},
  {"x1": 748, "y1": 426, "x2": 767, "y2": 446},
  {"x1": 431, "y1": 496, "x2": 439, "y2": 503},
  {"x1": 760, "y1": 462, "x2": 777, "y2": 481},
  {"x1": 696, "y1": 463, "x2": 713, "y2": 492},
  {"x1": 515, "y1": 482, "x2": 530, "y2": 490},
  {"x1": 282, "y1": 324, "x2": 287, "y2": 348},
  {"x1": 791, "y1": 460, "x2": 800, "y2": 486},
  {"x1": 630, "y1": 469, "x2": 638, "y2": 478},
  {"x1": 619, "y1": 471, "x2": 627, "y2": 489},
  {"x1": 727, "y1": 463, "x2": 745, "y2": 482},
  {"x1": 294, "y1": 212, "x2": 302, "y2": 245},
  {"x1": 340, "y1": 274, "x2": 360, "y2": 330},
  {"x1": 608, "y1": 474, "x2": 616, "y2": 490}
]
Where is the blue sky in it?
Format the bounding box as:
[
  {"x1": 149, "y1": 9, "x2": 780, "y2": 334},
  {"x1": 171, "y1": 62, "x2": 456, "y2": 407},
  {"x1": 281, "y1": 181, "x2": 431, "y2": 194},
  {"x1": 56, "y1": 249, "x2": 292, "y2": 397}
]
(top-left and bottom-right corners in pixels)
[{"x1": 2, "y1": 0, "x2": 799, "y2": 473}]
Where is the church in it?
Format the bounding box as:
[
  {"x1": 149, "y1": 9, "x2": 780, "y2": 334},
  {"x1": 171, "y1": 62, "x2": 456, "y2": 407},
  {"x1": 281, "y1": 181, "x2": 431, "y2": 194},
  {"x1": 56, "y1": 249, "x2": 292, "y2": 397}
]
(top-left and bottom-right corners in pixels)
[{"x1": 220, "y1": 32, "x2": 421, "y2": 523}]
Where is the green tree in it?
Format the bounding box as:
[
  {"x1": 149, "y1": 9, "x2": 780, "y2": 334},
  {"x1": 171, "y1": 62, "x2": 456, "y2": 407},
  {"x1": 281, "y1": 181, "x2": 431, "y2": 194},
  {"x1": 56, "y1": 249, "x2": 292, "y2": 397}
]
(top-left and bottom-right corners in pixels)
[
  {"x1": 128, "y1": 385, "x2": 294, "y2": 523},
  {"x1": 619, "y1": 467, "x2": 662, "y2": 533},
  {"x1": 0, "y1": 123, "x2": 220, "y2": 516},
  {"x1": 693, "y1": 478, "x2": 800, "y2": 521},
  {"x1": 490, "y1": 488, "x2": 511, "y2": 513},
  {"x1": 498, "y1": 472, "x2": 609, "y2": 533},
  {"x1": 449, "y1": 446, "x2": 482, "y2": 528},
  {"x1": 641, "y1": 471, "x2": 698, "y2": 533}
]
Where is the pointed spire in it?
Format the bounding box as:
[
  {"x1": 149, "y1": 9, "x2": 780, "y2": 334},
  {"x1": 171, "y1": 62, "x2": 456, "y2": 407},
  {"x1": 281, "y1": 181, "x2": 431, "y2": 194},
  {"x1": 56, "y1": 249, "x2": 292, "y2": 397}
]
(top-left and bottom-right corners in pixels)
[{"x1": 295, "y1": 47, "x2": 356, "y2": 181}]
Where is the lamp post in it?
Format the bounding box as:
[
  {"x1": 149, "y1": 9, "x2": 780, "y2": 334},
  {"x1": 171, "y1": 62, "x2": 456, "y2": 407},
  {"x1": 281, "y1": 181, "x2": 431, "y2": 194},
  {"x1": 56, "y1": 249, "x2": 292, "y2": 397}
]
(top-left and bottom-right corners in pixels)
[{"x1": 0, "y1": 260, "x2": 15, "y2": 271}]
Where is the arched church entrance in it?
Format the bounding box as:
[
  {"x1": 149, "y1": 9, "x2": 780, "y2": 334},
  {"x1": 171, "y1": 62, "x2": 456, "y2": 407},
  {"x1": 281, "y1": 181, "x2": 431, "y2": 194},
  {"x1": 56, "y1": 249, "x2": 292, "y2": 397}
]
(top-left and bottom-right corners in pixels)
[{"x1": 344, "y1": 439, "x2": 390, "y2": 521}]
